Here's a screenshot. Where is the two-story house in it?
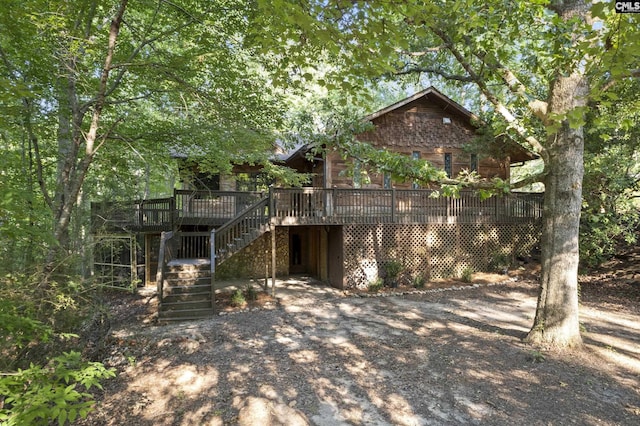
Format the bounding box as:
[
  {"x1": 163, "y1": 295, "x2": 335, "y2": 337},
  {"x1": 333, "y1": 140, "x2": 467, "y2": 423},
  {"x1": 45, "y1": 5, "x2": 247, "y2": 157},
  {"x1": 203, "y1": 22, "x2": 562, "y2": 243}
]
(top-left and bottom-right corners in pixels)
[{"x1": 92, "y1": 87, "x2": 541, "y2": 320}]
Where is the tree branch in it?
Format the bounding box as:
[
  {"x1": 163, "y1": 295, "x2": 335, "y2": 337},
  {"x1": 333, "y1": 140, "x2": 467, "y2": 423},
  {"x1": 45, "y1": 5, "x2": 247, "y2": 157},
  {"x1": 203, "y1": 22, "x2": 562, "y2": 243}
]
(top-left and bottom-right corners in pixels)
[
  {"x1": 462, "y1": 36, "x2": 550, "y2": 123},
  {"x1": 510, "y1": 170, "x2": 548, "y2": 190},
  {"x1": 600, "y1": 68, "x2": 640, "y2": 92},
  {"x1": 399, "y1": 47, "x2": 445, "y2": 56},
  {"x1": 23, "y1": 99, "x2": 54, "y2": 210},
  {"x1": 430, "y1": 27, "x2": 548, "y2": 163},
  {"x1": 395, "y1": 65, "x2": 474, "y2": 82}
]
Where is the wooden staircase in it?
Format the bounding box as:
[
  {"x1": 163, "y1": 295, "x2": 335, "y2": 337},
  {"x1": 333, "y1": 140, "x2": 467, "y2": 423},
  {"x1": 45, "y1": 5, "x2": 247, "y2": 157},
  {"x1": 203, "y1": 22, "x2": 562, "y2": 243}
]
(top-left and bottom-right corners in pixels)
[
  {"x1": 155, "y1": 196, "x2": 270, "y2": 321},
  {"x1": 158, "y1": 260, "x2": 213, "y2": 322},
  {"x1": 212, "y1": 196, "x2": 270, "y2": 264}
]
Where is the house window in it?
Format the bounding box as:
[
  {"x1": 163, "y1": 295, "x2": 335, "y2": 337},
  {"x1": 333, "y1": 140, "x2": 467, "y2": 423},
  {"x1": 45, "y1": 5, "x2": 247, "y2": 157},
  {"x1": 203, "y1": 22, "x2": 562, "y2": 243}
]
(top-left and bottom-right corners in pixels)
[
  {"x1": 383, "y1": 173, "x2": 392, "y2": 189},
  {"x1": 194, "y1": 173, "x2": 220, "y2": 191},
  {"x1": 444, "y1": 153, "x2": 452, "y2": 178},
  {"x1": 353, "y1": 160, "x2": 362, "y2": 188},
  {"x1": 412, "y1": 151, "x2": 420, "y2": 189},
  {"x1": 470, "y1": 154, "x2": 479, "y2": 172},
  {"x1": 236, "y1": 172, "x2": 267, "y2": 192}
]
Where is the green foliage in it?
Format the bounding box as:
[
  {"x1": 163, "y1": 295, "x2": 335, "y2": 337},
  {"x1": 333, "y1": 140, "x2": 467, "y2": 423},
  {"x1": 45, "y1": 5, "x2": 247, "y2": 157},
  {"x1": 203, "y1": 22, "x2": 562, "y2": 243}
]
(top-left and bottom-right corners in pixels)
[
  {"x1": 528, "y1": 350, "x2": 546, "y2": 363},
  {"x1": 0, "y1": 351, "x2": 115, "y2": 426},
  {"x1": 580, "y1": 80, "x2": 640, "y2": 266},
  {"x1": 411, "y1": 272, "x2": 427, "y2": 289},
  {"x1": 230, "y1": 289, "x2": 246, "y2": 307},
  {"x1": 245, "y1": 284, "x2": 258, "y2": 302},
  {"x1": 0, "y1": 300, "x2": 52, "y2": 355},
  {"x1": 489, "y1": 252, "x2": 511, "y2": 273},
  {"x1": 367, "y1": 278, "x2": 384, "y2": 293},
  {"x1": 460, "y1": 267, "x2": 474, "y2": 283},
  {"x1": 383, "y1": 260, "x2": 404, "y2": 288}
]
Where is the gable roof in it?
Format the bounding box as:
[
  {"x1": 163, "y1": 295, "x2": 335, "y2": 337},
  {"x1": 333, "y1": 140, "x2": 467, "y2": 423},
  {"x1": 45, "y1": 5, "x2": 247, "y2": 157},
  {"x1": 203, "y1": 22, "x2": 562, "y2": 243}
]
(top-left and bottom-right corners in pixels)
[
  {"x1": 283, "y1": 86, "x2": 537, "y2": 164},
  {"x1": 362, "y1": 86, "x2": 536, "y2": 163},
  {"x1": 364, "y1": 86, "x2": 478, "y2": 123}
]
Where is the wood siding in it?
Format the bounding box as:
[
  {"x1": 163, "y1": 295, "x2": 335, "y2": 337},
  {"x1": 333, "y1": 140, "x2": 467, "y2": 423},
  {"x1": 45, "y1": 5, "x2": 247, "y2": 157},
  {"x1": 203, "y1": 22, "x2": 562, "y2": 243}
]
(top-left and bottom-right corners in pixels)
[{"x1": 325, "y1": 97, "x2": 510, "y2": 188}]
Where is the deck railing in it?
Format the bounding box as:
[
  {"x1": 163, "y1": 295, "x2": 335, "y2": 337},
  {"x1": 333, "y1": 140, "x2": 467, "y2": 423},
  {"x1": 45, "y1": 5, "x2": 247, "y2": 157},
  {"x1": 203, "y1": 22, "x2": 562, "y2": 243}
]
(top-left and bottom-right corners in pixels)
[
  {"x1": 155, "y1": 231, "x2": 213, "y2": 313},
  {"x1": 213, "y1": 197, "x2": 270, "y2": 264},
  {"x1": 270, "y1": 188, "x2": 543, "y2": 225},
  {"x1": 175, "y1": 190, "x2": 264, "y2": 224},
  {"x1": 92, "y1": 188, "x2": 543, "y2": 232}
]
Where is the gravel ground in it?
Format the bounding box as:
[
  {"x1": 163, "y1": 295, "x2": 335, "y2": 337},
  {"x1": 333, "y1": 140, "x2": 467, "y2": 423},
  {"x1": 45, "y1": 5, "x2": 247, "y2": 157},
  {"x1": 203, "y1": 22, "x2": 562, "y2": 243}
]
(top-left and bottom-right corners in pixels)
[{"x1": 78, "y1": 271, "x2": 640, "y2": 426}]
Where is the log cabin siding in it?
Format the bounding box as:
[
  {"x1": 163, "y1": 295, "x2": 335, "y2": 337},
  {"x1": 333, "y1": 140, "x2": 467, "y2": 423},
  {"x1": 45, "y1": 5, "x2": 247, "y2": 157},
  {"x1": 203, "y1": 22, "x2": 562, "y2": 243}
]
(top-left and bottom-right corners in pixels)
[
  {"x1": 324, "y1": 97, "x2": 510, "y2": 188},
  {"x1": 359, "y1": 102, "x2": 476, "y2": 150}
]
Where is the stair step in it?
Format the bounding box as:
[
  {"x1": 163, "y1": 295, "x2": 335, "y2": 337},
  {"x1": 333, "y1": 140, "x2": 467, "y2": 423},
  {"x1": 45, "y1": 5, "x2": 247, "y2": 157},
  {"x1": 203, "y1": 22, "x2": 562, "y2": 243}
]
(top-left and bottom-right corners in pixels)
[
  {"x1": 167, "y1": 260, "x2": 210, "y2": 272},
  {"x1": 163, "y1": 283, "x2": 211, "y2": 295},
  {"x1": 161, "y1": 299, "x2": 212, "y2": 311},
  {"x1": 158, "y1": 308, "x2": 213, "y2": 321},
  {"x1": 165, "y1": 270, "x2": 211, "y2": 278},
  {"x1": 164, "y1": 276, "x2": 211, "y2": 286},
  {"x1": 163, "y1": 292, "x2": 211, "y2": 304}
]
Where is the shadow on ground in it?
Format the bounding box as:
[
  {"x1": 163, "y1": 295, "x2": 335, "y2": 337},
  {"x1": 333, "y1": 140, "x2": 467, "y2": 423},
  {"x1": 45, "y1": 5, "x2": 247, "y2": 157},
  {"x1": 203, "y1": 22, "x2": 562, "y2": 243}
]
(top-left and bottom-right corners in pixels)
[{"x1": 81, "y1": 276, "x2": 640, "y2": 426}]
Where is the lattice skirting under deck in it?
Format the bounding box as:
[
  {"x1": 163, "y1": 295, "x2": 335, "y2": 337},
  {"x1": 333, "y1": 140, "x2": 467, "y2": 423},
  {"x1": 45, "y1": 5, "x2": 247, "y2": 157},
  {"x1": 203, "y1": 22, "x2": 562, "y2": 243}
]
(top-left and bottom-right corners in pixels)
[{"x1": 342, "y1": 222, "x2": 540, "y2": 289}]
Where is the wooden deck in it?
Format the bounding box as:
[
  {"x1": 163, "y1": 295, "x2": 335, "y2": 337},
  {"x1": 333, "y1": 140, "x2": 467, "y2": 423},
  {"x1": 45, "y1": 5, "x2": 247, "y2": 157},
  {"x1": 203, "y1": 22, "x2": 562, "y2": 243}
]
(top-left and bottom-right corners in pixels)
[{"x1": 91, "y1": 188, "x2": 543, "y2": 232}]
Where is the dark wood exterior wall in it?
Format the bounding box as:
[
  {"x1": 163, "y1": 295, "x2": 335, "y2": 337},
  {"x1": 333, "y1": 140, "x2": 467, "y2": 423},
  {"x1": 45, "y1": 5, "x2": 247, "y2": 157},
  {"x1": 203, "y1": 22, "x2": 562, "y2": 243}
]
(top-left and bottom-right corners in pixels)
[{"x1": 325, "y1": 97, "x2": 510, "y2": 189}]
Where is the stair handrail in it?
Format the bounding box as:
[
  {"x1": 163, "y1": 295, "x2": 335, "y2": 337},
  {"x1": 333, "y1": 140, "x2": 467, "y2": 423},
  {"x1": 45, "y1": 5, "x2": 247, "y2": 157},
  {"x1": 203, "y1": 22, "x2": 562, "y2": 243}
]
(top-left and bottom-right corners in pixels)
[
  {"x1": 155, "y1": 230, "x2": 175, "y2": 313},
  {"x1": 213, "y1": 196, "x2": 270, "y2": 264}
]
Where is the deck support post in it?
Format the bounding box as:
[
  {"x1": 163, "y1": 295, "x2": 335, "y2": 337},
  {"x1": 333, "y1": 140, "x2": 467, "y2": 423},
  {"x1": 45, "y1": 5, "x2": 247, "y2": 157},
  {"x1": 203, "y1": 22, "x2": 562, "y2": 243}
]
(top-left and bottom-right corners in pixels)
[
  {"x1": 210, "y1": 229, "x2": 216, "y2": 314},
  {"x1": 264, "y1": 248, "x2": 269, "y2": 291},
  {"x1": 271, "y1": 223, "x2": 276, "y2": 297}
]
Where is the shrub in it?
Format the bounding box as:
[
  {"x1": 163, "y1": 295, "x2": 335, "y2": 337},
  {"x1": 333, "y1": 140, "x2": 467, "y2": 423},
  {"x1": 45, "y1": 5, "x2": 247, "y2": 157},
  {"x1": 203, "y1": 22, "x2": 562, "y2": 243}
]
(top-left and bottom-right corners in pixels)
[
  {"x1": 461, "y1": 267, "x2": 473, "y2": 283},
  {"x1": 0, "y1": 351, "x2": 115, "y2": 425},
  {"x1": 383, "y1": 260, "x2": 404, "y2": 287},
  {"x1": 230, "y1": 289, "x2": 246, "y2": 307},
  {"x1": 412, "y1": 272, "x2": 427, "y2": 288},
  {"x1": 489, "y1": 252, "x2": 511, "y2": 273},
  {"x1": 245, "y1": 284, "x2": 258, "y2": 301},
  {"x1": 368, "y1": 278, "x2": 384, "y2": 293}
]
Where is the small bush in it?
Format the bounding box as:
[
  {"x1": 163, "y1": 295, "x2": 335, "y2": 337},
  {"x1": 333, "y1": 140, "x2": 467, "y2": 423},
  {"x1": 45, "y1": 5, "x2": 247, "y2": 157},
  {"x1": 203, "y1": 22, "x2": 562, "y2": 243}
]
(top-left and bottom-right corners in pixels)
[
  {"x1": 461, "y1": 267, "x2": 473, "y2": 283},
  {"x1": 383, "y1": 260, "x2": 404, "y2": 287},
  {"x1": 489, "y1": 252, "x2": 511, "y2": 273},
  {"x1": 368, "y1": 278, "x2": 384, "y2": 293},
  {"x1": 230, "y1": 289, "x2": 246, "y2": 307},
  {"x1": 245, "y1": 284, "x2": 258, "y2": 301},
  {"x1": 0, "y1": 351, "x2": 115, "y2": 425},
  {"x1": 412, "y1": 272, "x2": 427, "y2": 288}
]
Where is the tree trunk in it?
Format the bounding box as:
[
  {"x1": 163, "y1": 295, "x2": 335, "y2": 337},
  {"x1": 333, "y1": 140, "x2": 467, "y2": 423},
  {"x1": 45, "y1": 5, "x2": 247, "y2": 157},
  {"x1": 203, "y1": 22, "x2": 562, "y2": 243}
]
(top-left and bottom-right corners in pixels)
[
  {"x1": 526, "y1": 72, "x2": 588, "y2": 348},
  {"x1": 41, "y1": 0, "x2": 129, "y2": 281},
  {"x1": 525, "y1": 0, "x2": 591, "y2": 348}
]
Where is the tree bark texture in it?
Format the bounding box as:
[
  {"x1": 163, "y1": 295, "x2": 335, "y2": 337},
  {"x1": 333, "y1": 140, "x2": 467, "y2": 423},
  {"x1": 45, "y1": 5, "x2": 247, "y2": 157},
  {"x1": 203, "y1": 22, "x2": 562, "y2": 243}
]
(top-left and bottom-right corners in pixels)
[
  {"x1": 526, "y1": 75, "x2": 588, "y2": 348},
  {"x1": 42, "y1": 0, "x2": 129, "y2": 280},
  {"x1": 525, "y1": 0, "x2": 591, "y2": 348}
]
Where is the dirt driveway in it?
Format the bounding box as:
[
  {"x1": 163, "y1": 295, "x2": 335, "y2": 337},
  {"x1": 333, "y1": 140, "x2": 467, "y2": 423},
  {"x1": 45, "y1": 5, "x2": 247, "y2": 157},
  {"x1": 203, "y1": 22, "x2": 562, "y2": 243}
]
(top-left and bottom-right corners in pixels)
[{"x1": 83, "y1": 277, "x2": 640, "y2": 425}]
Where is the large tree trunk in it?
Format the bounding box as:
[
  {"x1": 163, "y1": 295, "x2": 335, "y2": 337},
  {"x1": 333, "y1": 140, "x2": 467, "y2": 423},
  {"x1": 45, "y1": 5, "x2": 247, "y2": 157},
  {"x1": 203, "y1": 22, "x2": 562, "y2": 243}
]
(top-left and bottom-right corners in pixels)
[
  {"x1": 41, "y1": 0, "x2": 128, "y2": 281},
  {"x1": 526, "y1": 72, "x2": 588, "y2": 348},
  {"x1": 525, "y1": 0, "x2": 591, "y2": 348}
]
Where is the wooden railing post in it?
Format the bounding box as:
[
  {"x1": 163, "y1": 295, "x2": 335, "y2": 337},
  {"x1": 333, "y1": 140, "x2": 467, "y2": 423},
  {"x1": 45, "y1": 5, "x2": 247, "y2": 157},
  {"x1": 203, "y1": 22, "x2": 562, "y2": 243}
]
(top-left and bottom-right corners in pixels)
[
  {"x1": 138, "y1": 200, "x2": 144, "y2": 229},
  {"x1": 269, "y1": 186, "x2": 275, "y2": 219},
  {"x1": 391, "y1": 188, "x2": 396, "y2": 222},
  {"x1": 170, "y1": 192, "x2": 177, "y2": 229}
]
